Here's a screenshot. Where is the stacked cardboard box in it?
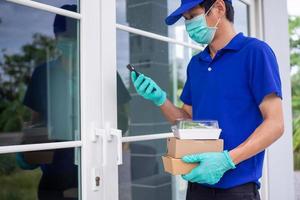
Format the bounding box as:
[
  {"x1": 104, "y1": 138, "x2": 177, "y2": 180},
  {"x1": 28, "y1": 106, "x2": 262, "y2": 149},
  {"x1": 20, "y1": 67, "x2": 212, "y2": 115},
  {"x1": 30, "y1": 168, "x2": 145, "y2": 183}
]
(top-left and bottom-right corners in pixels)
[{"x1": 162, "y1": 137, "x2": 224, "y2": 175}]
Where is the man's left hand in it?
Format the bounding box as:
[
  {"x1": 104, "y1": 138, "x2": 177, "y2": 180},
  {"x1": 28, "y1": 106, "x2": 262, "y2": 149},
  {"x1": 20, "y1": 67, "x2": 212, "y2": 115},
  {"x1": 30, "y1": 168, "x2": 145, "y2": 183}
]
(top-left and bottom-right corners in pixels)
[{"x1": 181, "y1": 151, "x2": 236, "y2": 185}]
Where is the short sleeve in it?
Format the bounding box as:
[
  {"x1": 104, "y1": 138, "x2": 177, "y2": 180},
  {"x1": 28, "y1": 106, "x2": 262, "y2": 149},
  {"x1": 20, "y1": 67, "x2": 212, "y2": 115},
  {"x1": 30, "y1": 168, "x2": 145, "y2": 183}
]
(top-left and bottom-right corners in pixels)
[
  {"x1": 180, "y1": 65, "x2": 192, "y2": 106},
  {"x1": 249, "y1": 42, "x2": 282, "y2": 106}
]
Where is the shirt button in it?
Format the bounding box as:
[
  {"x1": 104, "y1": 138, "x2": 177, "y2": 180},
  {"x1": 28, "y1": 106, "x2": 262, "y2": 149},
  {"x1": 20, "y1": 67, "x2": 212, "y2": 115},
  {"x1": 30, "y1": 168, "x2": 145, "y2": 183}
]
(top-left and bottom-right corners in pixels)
[{"x1": 208, "y1": 67, "x2": 212, "y2": 71}]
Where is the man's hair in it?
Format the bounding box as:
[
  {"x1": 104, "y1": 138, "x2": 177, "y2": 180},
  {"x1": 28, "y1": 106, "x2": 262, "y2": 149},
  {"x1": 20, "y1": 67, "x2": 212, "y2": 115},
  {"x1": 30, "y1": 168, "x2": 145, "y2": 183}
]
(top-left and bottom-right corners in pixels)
[
  {"x1": 53, "y1": 4, "x2": 77, "y2": 38},
  {"x1": 200, "y1": 0, "x2": 234, "y2": 23}
]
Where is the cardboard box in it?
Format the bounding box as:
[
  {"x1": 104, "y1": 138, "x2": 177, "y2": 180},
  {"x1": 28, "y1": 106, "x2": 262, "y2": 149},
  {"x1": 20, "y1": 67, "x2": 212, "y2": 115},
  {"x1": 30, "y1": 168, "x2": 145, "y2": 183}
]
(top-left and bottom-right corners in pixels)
[
  {"x1": 166, "y1": 137, "x2": 223, "y2": 158},
  {"x1": 161, "y1": 156, "x2": 197, "y2": 175}
]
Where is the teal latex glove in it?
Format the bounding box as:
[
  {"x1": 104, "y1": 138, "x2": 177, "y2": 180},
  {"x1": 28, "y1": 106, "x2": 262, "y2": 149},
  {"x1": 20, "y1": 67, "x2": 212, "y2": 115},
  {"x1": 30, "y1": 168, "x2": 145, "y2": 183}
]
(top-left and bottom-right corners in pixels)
[
  {"x1": 16, "y1": 152, "x2": 38, "y2": 170},
  {"x1": 182, "y1": 151, "x2": 236, "y2": 185},
  {"x1": 131, "y1": 71, "x2": 167, "y2": 106}
]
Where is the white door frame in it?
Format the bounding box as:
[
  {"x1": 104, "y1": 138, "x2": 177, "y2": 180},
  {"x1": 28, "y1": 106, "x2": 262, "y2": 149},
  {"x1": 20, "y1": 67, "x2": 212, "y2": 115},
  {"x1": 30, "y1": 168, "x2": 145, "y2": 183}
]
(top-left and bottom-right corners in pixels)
[{"x1": 80, "y1": 0, "x2": 105, "y2": 199}]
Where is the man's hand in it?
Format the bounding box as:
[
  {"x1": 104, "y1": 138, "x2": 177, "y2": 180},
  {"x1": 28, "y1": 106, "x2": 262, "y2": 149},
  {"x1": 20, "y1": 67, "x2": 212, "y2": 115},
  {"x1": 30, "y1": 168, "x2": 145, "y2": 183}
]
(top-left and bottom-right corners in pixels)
[
  {"x1": 131, "y1": 72, "x2": 167, "y2": 106},
  {"x1": 181, "y1": 151, "x2": 236, "y2": 185}
]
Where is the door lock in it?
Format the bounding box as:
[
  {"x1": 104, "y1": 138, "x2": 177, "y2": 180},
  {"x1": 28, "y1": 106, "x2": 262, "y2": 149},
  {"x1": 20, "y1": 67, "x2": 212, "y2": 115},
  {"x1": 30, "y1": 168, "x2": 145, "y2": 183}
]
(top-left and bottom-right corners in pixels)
[
  {"x1": 92, "y1": 167, "x2": 101, "y2": 191},
  {"x1": 95, "y1": 176, "x2": 100, "y2": 187}
]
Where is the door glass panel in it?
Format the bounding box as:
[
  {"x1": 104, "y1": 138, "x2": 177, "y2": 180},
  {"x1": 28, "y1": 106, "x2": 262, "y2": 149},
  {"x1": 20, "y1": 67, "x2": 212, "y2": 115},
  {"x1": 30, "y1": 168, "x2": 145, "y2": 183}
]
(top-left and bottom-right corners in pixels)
[
  {"x1": 117, "y1": 0, "x2": 250, "y2": 40},
  {"x1": 116, "y1": 30, "x2": 196, "y2": 137},
  {"x1": 117, "y1": 31, "x2": 195, "y2": 200},
  {"x1": 32, "y1": 0, "x2": 80, "y2": 13},
  {"x1": 0, "y1": 148, "x2": 80, "y2": 200},
  {"x1": 119, "y1": 140, "x2": 187, "y2": 200},
  {"x1": 0, "y1": 1, "x2": 80, "y2": 146},
  {"x1": 116, "y1": 0, "x2": 191, "y2": 43},
  {"x1": 233, "y1": 0, "x2": 250, "y2": 36}
]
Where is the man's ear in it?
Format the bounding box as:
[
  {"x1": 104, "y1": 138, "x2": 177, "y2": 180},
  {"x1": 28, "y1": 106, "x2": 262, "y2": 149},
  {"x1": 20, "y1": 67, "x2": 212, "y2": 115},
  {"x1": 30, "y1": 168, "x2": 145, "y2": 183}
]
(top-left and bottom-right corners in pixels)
[{"x1": 214, "y1": 0, "x2": 226, "y2": 18}]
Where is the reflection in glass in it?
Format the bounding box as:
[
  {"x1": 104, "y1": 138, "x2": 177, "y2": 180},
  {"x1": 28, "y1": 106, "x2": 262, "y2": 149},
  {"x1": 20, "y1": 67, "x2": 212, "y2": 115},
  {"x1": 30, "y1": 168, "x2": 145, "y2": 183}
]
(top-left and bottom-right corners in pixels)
[
  {"x1": 0, "y1": 148, "x2": 80, "y2": 200},
  {"x1": 0, "y1": 2, "x2": 80, "y2": 199},
  {"x1": 0, "y1": 2, "x2": 80, "y2": 146},
  {"x1": 32, "y1": 0, "x2": 80, "y2": 12}
]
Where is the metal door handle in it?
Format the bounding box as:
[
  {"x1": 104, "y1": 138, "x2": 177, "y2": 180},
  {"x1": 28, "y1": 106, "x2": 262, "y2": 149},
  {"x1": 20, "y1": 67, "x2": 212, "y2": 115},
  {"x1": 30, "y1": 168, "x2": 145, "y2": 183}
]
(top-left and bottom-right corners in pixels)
[
  {"x1": 110, "y1": 129, "x2": 122, "y2": 165},
  {"x1": 94, "y1": 128, "x2": 108, "y2": 166},
  {"x1": 92, "y1": 123, "x2": 123, "y2": 166}
]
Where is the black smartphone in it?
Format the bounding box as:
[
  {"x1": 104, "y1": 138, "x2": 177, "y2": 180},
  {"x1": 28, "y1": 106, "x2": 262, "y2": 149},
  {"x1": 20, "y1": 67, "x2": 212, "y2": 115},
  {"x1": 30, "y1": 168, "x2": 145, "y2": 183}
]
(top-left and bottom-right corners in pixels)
[
  {"x1": 127, "y1": 64, "x2": 156, "y2": 92},
  {"x1": 127, "y1": 64, "x2": 140, "y2": 77}
]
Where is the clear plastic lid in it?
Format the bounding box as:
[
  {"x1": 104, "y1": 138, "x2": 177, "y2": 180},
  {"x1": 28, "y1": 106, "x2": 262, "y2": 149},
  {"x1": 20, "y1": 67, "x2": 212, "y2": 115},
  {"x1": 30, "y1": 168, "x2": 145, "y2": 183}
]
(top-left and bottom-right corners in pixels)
[{"x1": 172, "y1": 119, "x2": 219, "y2": 130}]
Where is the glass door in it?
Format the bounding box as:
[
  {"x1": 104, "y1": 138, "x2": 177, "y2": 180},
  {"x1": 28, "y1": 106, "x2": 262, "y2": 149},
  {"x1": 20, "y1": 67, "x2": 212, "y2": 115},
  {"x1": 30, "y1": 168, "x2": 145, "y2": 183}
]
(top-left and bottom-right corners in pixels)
[
  {"x1": 0, "y1": 1, "x2": 103, "y2": 200},
  {"x1": 101, "y1": 0, "x2": 261, "y2": 199},
  {"x1": 0, "y1": 1, "x2": 81, "y2": 199}
]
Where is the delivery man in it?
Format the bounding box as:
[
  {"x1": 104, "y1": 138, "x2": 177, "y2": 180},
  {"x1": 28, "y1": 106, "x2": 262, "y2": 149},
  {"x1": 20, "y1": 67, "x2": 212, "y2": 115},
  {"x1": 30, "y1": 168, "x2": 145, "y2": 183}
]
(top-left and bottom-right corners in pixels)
[{"x1": 131, "y1": 0, "x2": 284, "y2": 199}]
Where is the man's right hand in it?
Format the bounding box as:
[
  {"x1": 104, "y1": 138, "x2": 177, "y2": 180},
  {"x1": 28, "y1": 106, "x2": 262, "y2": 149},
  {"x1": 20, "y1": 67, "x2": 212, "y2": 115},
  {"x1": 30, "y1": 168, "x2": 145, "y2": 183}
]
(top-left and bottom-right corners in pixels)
[{"x1": 131, "y1": 72, "x2": 167, "y2": 106}]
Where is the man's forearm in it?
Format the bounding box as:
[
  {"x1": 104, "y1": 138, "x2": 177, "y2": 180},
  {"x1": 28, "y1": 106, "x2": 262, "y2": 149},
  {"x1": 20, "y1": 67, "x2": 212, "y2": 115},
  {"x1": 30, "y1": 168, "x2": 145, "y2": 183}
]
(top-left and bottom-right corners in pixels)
[
  {"x1": 229, "y1": 118, "x2": 284, "y2": 165},
  {"x1": 160, "y1": 99, "x2": 191, "y2": 124}
]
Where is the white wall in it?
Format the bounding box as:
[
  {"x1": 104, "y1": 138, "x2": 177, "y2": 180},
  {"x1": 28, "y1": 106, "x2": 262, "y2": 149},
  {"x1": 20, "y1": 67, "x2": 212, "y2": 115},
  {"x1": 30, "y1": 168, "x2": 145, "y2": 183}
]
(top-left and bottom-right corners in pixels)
[{"x1": 262, "y1": 0, "x2": 295, "y2": 199}]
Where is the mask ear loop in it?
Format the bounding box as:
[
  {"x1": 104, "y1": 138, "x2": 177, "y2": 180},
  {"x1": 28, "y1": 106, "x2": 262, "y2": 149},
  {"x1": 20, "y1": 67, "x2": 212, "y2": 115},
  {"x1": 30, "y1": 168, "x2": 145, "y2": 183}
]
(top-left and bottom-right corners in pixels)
[
  {"x1": 214, "y1": 17, "x2": 221, "y2": 28},
  {"x1": 204, "y1": 0, "x2": 223, "y2": 28}
]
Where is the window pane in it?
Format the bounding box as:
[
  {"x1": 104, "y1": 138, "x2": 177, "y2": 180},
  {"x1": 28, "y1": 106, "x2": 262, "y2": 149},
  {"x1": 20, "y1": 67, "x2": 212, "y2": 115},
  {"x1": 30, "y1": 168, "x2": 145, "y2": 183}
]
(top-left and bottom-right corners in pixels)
[
  {"x1": 116, "y1": 0, "x2": 192, "y2": 43},
  {"x1": 0, "y1": 148, "x2": 80, "y2": 200},
  {"x1": 233, "y1": 0, "x2": 250, "y2": 36},
  {"x1": 116, "y1": 30, "x2": 197, "y2": 136},
  {"x1": 0, "y1": 2, "x2": 80, "y2": 146},
  {"x1": 32, "y1": 0, "x2": 80, "y2": 13},
  {"x1": 117, "y1": 0, "x2": 251, "y2": 41},
  {"x1": 117, "y1": 28, "x2": 195, "y2": 199},
  {"x1": 119, "y1": 140, "x2": 187, "y2": 200}
]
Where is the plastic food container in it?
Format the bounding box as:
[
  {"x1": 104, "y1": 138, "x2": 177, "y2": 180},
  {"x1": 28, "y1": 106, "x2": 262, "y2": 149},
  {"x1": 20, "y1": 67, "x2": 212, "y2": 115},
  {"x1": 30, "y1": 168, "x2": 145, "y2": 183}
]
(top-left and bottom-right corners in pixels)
[{"x1": 171, "y1": 120, "x2": 222, "y2": 140}]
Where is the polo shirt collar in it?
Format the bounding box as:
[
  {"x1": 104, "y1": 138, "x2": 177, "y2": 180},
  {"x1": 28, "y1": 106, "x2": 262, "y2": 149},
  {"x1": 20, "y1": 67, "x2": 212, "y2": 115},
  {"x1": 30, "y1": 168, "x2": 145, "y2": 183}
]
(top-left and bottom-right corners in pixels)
[
  {"x1": 222, "y1": 32, "x2": 246, "y2": 51},
  {"x1": 198, "y1": 47, "x2": 212, "y2": 62},
  {"x1": 198, "y1": 32, "x2": 246, "y2": 62}
]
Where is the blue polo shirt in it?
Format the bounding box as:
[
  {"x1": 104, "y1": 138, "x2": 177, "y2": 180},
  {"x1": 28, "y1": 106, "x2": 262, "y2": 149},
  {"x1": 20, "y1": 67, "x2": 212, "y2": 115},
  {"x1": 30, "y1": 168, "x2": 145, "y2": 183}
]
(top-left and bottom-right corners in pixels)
[{"x1": 180, "y1": 33, "x2": 282, "y2": 189}]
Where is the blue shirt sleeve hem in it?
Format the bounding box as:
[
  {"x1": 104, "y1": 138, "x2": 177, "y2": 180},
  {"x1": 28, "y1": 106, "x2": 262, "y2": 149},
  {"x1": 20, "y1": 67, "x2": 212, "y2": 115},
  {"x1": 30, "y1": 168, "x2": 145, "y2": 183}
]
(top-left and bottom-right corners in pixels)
[
  {"x1": 255, "y1": 89, "x2": 283, "y2": 106},
  {"x1": 180, "y1": 95, "x2": 192, "y2": 106}
]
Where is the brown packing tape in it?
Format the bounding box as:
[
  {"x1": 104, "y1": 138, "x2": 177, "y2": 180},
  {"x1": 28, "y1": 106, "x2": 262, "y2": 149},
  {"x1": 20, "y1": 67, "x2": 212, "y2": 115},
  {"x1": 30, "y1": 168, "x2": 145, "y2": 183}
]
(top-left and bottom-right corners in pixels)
[
  {"x1": 161, "y1": 156, "x2": 197, "y2": 175},
  {"x1": 166, "y1": 137, "x2": 224, "y2": 158}
]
